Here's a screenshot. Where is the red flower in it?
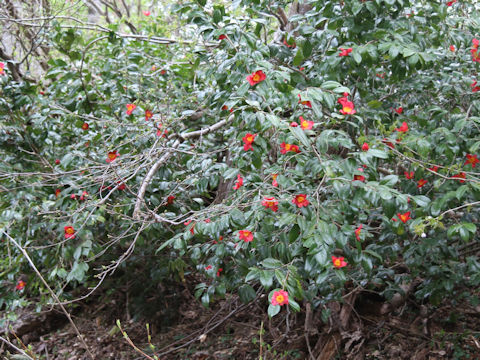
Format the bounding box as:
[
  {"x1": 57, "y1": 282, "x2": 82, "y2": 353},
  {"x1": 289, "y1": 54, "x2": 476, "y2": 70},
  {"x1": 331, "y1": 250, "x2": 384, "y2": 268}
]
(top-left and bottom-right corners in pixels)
[
  {"x1": 355, "y1": 224, "x2": 362, "y2": 241},
  {"x1": 82, "y1": 122, "x2": 89, "y2": 130},
  {"x1": 117, "y1": 183, "x2": 126, "y2": 191},
  {"x1": 465, "y1": 154, "x2": 479, "y2": 168},
  {"x1": 280, "y1": 142, "x2": 300, "y2": 154},
  {"x1": 471, "y1": 80, "x2": 480, "y2": 92},
  {"x1": 160, "y1": 69, "x2": 167, "y2": 75},
  {"x1": 233, "y1": 174, "x2": 243, "y2": 190},
  {"x1": 338, "y1": 48, "x2": 353, "y2": 57},
  {"x1": 397, "y1": 211, "x2": 411, "y2": 223},
  {"x1": 446, "y1": 0, "x2": 456, "y2": 5},
  {"x1": 79, "y1": 191, "x2": 88, "y2": 201},
  {"x1": 428, "y1": 165, "x2": 439, "y2": 172},
  {"x1": 218, "y1": 34, "x2": 227, "y2": 40},
  {"x1": 205, "y1": 265, "x2": 212, "y2": 270},
  {"x1": 55, "y1": 159, "x2": 60, "y2": 165},
  {"x1": 332, "y1": 256, "x2": 347, "y2": 268},
  {"x1": 338, "y1": 98, "x2": 356, "y2": 115},
  {"x1": 292, "y1": 194, "x2": 309, "y2": 208},
  {"x1": 298, "y1": 94, "x2": 312, "y2": 108},
  {"x1": 471, "y1": 39, "x2": 480, "y2": 62},
  {"x1": 55, "y1": 189, "x2": 61, "y2": 197},
  {"x1": 396, "y1": 121, "x2": 409, "y2": 132},
  {"x1": 184, "y1": 220, "x2": 195, "y2": 234},
  {"x1": 452, "y1": 172, "x2": 466, "y2": 183},
  {"x1": 299, "y1": 116, "x2": 313, "y2": 130},
  {"x1": 222, "y1": 105, "x2": 228, "y2": 111},
  {"x1": 238, "y1": 230, "x2": 254, "y2": 242},
  {"x1": 394, "y1": 107, "x2": 403, "y2": 114},
  {"x1": 167, "y1": 195, "x2": 175, "y2": 205},
  {"x1": 361, "y1": 143, "x2": 369, "y2": 151},
  {"x1": 404, "y1": 171, "x2": 414, "y2": 179},
  {"x1": 271, "y1": 290, "x2": 289, "y2": 306},
  {"x1": 262, "y1": 196, "x2": 278, "y2": 212},
  {"x1": 15, "y1": 280, "x2": 26, "y2": 291},
  {"x1": 246, "y1": 70, "x2": 266, "y2": 86},
  {"x1": 0, "y1": 62, "x2": 4, "y2": 75},
  {"x1": 70, "y1": 194, "x2": 77, "y2": 200},
  {"x1": 449, "y1": 45, "x2": 455, "y2": 52},
  {"x1": 283, "y1": 38, "x2": 296, "y2": 48},
  {"x1": 242, "y1": 133, "x2": 257, "y2": 151},
  {"x1": 417, "y1": 179, "x2": 428, "y2": 188},
  {"x1": 290, "y1": 122, "x2": 298, "y2": 127},
  {"x1": 106, "y1": 151, "x2": 119, "y2": 163},
  {"x1": 143, "y1": 10, "x2": 151, "y2": 16},
  {"x1": 126, "y1": 104, "x2": 136, "y2": 115},
  {"x1": 354, "y1": 174, "x2": 365, "y2": 182},
  {"x1": 64, "y1": 226, "x2": 75, "y2": 239},
  {"x1": 145, "y1": 110, "x2": 153, "y2": 121},
  {"x1": 376, "y1": 73, "x2": 385, "y2": 78},
  {"x1": 216, "y1": 268, "x2": 223, "y2": 277},
  {"x1": 272, "y1": 174, "x2": 279, "y2": 187}
]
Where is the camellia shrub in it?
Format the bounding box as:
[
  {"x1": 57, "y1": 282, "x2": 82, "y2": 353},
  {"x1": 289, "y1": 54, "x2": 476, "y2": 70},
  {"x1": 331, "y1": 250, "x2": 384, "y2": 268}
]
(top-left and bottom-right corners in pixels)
[{"x1": 1, "y1": 0, "x2": 480, "y2": 321}]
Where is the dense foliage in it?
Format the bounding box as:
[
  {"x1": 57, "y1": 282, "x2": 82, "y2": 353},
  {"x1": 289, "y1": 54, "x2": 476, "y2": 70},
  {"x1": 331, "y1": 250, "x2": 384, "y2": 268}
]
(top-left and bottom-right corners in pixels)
[{"x1": 1, "y1": 0, "x2": 480, "y2": 322}]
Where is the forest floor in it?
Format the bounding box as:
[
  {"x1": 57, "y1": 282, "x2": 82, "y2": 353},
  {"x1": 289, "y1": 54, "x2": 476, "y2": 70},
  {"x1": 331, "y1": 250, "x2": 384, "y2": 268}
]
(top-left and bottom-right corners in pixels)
[{"x1": 2, "y1": 280, "x2": 480, "y2": 360}]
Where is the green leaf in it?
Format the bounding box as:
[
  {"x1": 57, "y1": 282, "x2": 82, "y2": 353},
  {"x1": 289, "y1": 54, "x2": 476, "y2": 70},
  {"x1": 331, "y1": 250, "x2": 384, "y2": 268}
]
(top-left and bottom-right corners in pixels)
[
  {"x1": 268, "y1": 304, "x2": 281, "y2": 318},
  {"x1": 289, "y1": 298, "x2": 301, "y2": 312},
  {"x1": 368, "y1": 149, "x2": 389, "y2": 159},
  {"x1": 238, "y1": 284, "x2": 256, "y2": 303},
  {"x1": 262, "y1": 258, "x2": 283, "y2": 269}
]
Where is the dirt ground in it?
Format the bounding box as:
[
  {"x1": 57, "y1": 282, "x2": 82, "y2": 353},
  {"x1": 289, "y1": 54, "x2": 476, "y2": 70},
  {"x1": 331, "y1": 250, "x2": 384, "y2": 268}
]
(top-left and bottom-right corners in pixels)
[{"x1": 2, "y1": 283, "x2": 480, "y2": 360}]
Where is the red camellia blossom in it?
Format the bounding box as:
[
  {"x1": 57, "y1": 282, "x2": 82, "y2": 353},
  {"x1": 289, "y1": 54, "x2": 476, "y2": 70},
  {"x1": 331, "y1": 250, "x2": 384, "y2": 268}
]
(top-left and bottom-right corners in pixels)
[
  {"x1": 143, "y1": 10, "x2": 151, "y2": 16},
  {"x1": 271, "y1": 290, "x2": 289, "y2": 306},
  {"x1": 82, "y1": 122, "x2": 89, "y2": 130},
  {"x1": 16, "y1": 280, "x2": 26, "y2": 291},
  {"x1": 233, "y1": 174, "x2": 243, "y2": 190},
  {"x1": 0, "y1": 62, "x2": 4, "y2": 75},
  {"x1": 126, "y1": 104, "x2": 136, "y2": 115},
  {"x1": 452, "y1": 172, "x2": 466, "y2": 183},
  {"x1": 106, "y1": 151, "x2": 119, "y2": 163},
  {"x1": 355, "y1": 224, "x2": 363, "y2": 241},
  {"x1": 394, "y1": 107, "x2": 403, "y2": 114},
  {"x1": 338, "y1": 94, "x2": 356, "y2": 115},
  {"x1": 396, "y1": 121, "x2": 409, "y2": 132},
  {"x1": 471, "y1": 81, "x2": 480, "y2": 92},
  {"x1": 471, "y1": 38, "x2": 480, "y2": 63},
  {"x1": 449, "y1": 45, "x2": 455, "y2": 52},
  {"x1": 242, "y1": 133, "x2": 257, "y2": 151},
  {"x1": 417, "y1": 179, "x2": 428, "y2": 188},
  {"x1": 272, "y1": 174, "x2": 279, "y2": 187},
  {"x1": 354, "y1": 168, "x2": 365, "y2": 182},
  {"x1": 117, "y1": 183, "x2": 126, "y2": 191},
  {"x1": 290, "y1": 121, "x2": 298, "y2": 127},
  {"x1": 280, "y1": 142, "x2": 300, "y2": 154},
  {"x1": 55, "y1": 159, "x2": 60, "y2": 165},
  {"x1": 238, "y1": 230, "x2": 254, "y2": 242},
  {"x1": 397, "y1": 211, "x2": 411, "y2": 223},
  {"x1": 246, "y1": 70, "x2": 266, "y2": 86},
  {"x1": 292, "y1": 194, "x2": 309, "y2": 208},
  {"x1": 298, "y1": 94, "x2": 312, "y2": 108},
  {"x1": 145, "y1": 110, "x2": 153, "y2": 121},
  {"x1": 299, "y1": 116, "x2": 313, "y2": 130},
  {"x1": 160, "y1": 69, "x2": 167, "y2": 75},
  {"x1": 262, "y1": 196, "x2": 278, "y2": 212},
  {"x1": 79, "y1": 190, "x2": 88, "y2": 201},
  {"x1": 70, "y1": 194, "x2": 76, "y2": 200},
  {"x1": 218, "y1": 34, "x2": 227, "y2": 40},
  {"x1": 361, "y1": 143, "x2": 369, "y2": 151},
  {"x1": 446, "y1": 0, "x2": 456, "y2": 6},
  {"x1": 465, "y1": 154, "x2": 479, "y2": 168},
  {"x1": 338, "y1": 47, "x2": 353, "y2": 57},
  {"x1": 332, "y1": 256, "x2": 347, "y2": 268},
  {"x1": 64, "y1": 226, "x2": 75, "y2": 239},
  {"x1": 167, "y1": 195, "x2": 175, "y2": 205},
  {"x1": 205, "y1": 265, "x2": 212, "y2": 270},
  {"x1": 55, "y1": 189, "x2": 61, "y2": 197},
  {"x1": 216, "y1": 268, "x2": 223, "y2": 277},
  {"x1": 404, "y1": 171, "x2": 414, "y2": 179},
  {"x1": 428, "y1": 165, "x2": 439, "y2": 172}
]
